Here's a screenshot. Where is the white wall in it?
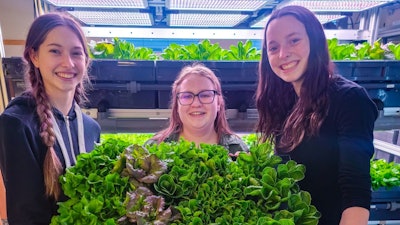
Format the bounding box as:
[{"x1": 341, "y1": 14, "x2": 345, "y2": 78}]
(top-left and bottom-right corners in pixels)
[{"x1": 0, "y1": 0, "x2": 35, "y2": 57}]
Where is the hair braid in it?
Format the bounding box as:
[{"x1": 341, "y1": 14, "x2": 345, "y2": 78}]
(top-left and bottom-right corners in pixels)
[{"x1": 30, "y1": 67, "x2": 63, "y2": 200}]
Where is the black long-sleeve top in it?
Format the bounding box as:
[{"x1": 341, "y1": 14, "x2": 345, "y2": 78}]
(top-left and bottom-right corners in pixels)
[
  {"x1": 0, "y1": 93, "x2": 101, "y2": 225},
  {"x1": 279, "y1": 77, "x2": 378, "y2": 225}
]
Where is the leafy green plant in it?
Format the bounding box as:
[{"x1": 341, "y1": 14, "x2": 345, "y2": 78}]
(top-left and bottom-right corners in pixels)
[
  {"x1": 370, "y1": 158, "x2": 400, "y2": 190},
  {"x1": 327, "y1": 38, "x2": 357, "y2": 60},
  {"x1": 88, "y1": 38, "x2": 158, "y2": 60},
  {"x1": 328, "y1": 38, "x2": 391, "y2": 60},
  {"x1": 51, "y1": 135, "x2": 320, "y2": 224},
  {"x1": 354, "y1": 39, "x2": 385, "y2": 60},
  {"x1": 101, "y1": 133, "x2": 153, "y2": 146},
  {"x1": 88, "y1": 40, "x2": 115, "y2": 59},
  {"x1": 54, "y1": 133, "x2": 400, "y2": 224},
  {"x1": 149, "y1": 141, "x2": 320, "y2": 224},
  {"x1": 113, "y1": 38, "x2": 158, "y2": 60},
  {"x1": 355, "y1": 42, "x2": 372, "y2": 60},
  {"x1": 223, "y1": 40, "x2": 261, "y2": 60},
  {"x1": 114, "y1": 145, "x2": 176, "y2": 224},
  {"x1": 160, "y1": 43, "x2": 187, "y2": 60},
  {"x1": 50, "y1": 137, "x2": 133, "y2": 225},
  {"x1": 161, "y1": 39, "x2": 227, "y2": 60},
  {"x1": 184, "y1": 39, "x2": 227, "y2": 60},
  {"x1": 242, "y1": 133, "x2": 259, "y2": 149},
  {"x1": 368, "y1": 39, "x2": 385, "y2": 59},
  {"x1": 387, "y1": 42, "x2": 400, "y2": 60}
]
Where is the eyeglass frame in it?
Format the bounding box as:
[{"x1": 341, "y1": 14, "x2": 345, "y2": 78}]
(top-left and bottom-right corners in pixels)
[{"x1": 176, "y1": 90, "x2": 219, "y2": 106}]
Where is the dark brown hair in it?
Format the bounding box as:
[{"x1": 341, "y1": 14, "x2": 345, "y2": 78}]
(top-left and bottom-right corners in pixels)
[
  {"x1": 152, "y1": 63, "x2": 233, "y2": 143},
  {"x1": 23, "y1": 12, "x2": 89, "y2": 199},
  {"x1": 255, "y1": 5, "x2": 335, "y2": 151}
]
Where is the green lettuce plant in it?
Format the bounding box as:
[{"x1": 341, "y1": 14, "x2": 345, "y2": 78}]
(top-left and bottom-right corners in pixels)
[
  {"x1": 51, "y1": 135, "x2": 320, "y2": 225},
  {"x1": 327, "y1": 38, "x2": 391, "y2": 60},
  {"x1": 370, "y1": 158, "x2": 400, "y2": 190},
  {"x1": 161, "y1": 39, "x2": 227, "y2": 60},
  {"x1": 387, "y1": 42, "x2": 400, "y2": 60},
  {"x1": 88, "y1": 38, "x2": 158, "y2": 60},
  {"x1": 223, "y1": 40, "x2": 261, "y2": 60}
]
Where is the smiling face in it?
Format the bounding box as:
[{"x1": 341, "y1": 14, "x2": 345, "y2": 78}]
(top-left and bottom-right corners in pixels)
[
  {"x1": 177, "y1": 74, "x2": 221, "y2": 134},
  {"x1": 30, "y1": 26, "x2": 86, "y2": 99},
  {"x1": 266, "y1": 15, "x2": 310, "y2": 95}
]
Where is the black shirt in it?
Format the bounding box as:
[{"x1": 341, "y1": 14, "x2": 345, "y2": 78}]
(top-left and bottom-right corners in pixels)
[
  {"x1": 282, "y1": 77, "x2": 377, "y2": 225},
  {"x1": 0, "y1": 93, "x2": 101, "y2": 225}
]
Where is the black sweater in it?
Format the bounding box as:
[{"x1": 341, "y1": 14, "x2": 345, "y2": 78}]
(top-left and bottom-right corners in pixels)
[
  {"x1": 279, "y1": 77, "x2": 378, "y2": 225},
  {"x1": 0, "y1": 93, "x2": 101, "y2": 225}
]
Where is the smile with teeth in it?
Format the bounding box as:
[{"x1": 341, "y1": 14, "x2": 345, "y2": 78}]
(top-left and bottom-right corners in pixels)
[
  {"x1": 190, "y1": 112, "x2": 205, "y2": 115},
  {"x1": 281, "y1": 61, "x2": 298, "y2": 70},
  {"x1": 56, "y1": 72, "x2": 75, "y2": 79}
]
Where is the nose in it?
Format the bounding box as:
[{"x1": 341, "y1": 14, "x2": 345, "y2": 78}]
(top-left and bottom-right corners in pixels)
[
  {"x1": 279, "y1": 45, "x2": 291, "y2": 59},
  {"x1": 61, "y1": 53, "x2": 74, "y2": 67}
]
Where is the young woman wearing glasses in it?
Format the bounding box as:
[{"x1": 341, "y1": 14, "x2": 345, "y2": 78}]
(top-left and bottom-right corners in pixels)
[{"x1": 145, "y1": 63, "x2": 248, "y2": 156}]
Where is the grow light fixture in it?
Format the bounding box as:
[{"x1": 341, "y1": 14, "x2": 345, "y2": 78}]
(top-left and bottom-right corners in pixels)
[
  {"x1": 279, "y1": 0, "x2": 395, "y2": 12},
  {"x1": 166, "y1": 0, "x2": 271, "y2": 11},
  {"x1": 167, "y1": 13, "x2": 249, "y2": 27},
  {"x1": 45, "y1": 0, "x2": 148, "y2": 9},
  {"x1": 250, "y1": 15, "x2": 270, "y2": 28},
  {"x1": 250, "y1": 13, "x2": 346, "y2": 28},
  {"x1": 67, "y1": 10, "x2": 153, "y2": 26},
  {"x1": 316, "y1": 14, "x2": 347, "y2": 24}
]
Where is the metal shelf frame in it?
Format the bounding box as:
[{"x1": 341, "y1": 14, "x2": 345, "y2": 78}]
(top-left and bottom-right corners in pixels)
[{"x1": 82, "y1": 26, "x2": 372, "y2": 41}]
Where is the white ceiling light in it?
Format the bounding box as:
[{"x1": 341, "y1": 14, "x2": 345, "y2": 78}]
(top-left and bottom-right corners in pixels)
[
  {"x1": 316, "y1": 14, "x2": 347, "y2": 24},
  {"x1": 168, "y1": 13, "x2": 249, "y2": 27},
  {"x1": 279, "y1": 0, "x2": 395, "y2": 12},
  {"x1": 250, "y1": 15, "x2": 270, "y2": 28},
  {"x1": 67, "y1": 10, "x2": 153, "y2": 26},
  {"x1": 166, "y1": 0, "x2": 273, "y2": 11},
  {"x1": 45, "y1": 0, "x2": 148, "y2": 9},
  {"x1": 250, "y1": 13, "x2": 346, "y2": 28}
]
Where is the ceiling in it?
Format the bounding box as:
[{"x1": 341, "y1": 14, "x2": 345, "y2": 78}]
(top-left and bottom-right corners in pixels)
[{"x1": 43, "y1": 0, "x2": 397, "y2": 29}]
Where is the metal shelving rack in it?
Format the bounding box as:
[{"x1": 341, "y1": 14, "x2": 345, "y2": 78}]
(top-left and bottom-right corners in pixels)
[{"x1": 81, "y1": 26, "x2": 372, "y2": 41}]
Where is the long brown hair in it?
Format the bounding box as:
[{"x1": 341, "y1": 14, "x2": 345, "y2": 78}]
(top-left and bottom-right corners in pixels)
[
  {"x1": 23, "y1": 12, "x2": 89, "y2": 199},
  {"x1": 255, "y1": 5, "x2": 335, "y2": 151},
  {"x1": 152, "y1": 63, "x2": 233, "y2": 143}
]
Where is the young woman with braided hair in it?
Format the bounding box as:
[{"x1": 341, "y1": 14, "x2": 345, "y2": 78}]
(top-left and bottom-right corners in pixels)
[{"x1": 0, "y1": 13, "x2": 100, "y2": 224}]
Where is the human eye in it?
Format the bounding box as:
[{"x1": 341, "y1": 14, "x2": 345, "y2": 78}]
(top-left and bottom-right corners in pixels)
[
  {"x1": 290, "y1": 37, "x2": 301, "y2": 45},
  {"x1": 72, "y1": 51, "x2": 84, "y2": 56},
  {"x1": 49, "y1": 49, "x2": 61, "y2": 55},
  {"x1": 178, "y1": 92, "x2": 194, "y2": 105},
  {"x1": 179, "y1": 92, "x2": 194, "y2": 102},
  {"x1": 72, "y1": 48, "x2": 84, "y2": 57},
  {"x1": 181, "y1": 92, "x2": 193, "y2": 99},
  {"x1": 199, "y1": 90, "x2": 214, "y2": 98},
  {"x1": 267, "y1": 45, "x2": 278, "y2": 53}
]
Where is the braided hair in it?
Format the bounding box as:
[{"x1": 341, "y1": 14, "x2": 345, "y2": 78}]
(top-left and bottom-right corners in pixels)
[{"x1": 22, "y1": 13, "x2": 89, "y2": 199}]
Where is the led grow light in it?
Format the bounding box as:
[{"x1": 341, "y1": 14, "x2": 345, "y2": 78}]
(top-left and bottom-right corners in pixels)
[
  {"x1": 168, "y1": 13, "x2": 249, "y2": 27},
  {"x1": 251, "y1": 13, "x2": 346, "y2": 28},
  {"x1": 166, "y1": 0, "x2": 273, "y2": 11},
  {"x1": 250, "y1": 15, "x2": 270, "y2": 28},
  {"x1": 279, "y1": 0, "x2": 395, "y2": 12},
  {"x1": 67, "y1": 10, "x2": 153, "y2": 26},
  {"x1": 45, "y1": 0, "x2": 148, "y2": 9},
  {"x1": 316, "y1": 14, "x2": 347, "y2": 24}
]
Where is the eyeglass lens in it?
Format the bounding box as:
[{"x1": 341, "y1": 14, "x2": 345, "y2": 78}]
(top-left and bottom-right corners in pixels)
[{"x1": 178, "y1": 90, "x2": 216, "y2": 105}]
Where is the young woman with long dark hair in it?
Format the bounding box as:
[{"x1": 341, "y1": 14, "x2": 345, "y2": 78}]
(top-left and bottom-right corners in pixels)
[{"x1": 256, "y1": 5, "x2": 377, "y2": 225}]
